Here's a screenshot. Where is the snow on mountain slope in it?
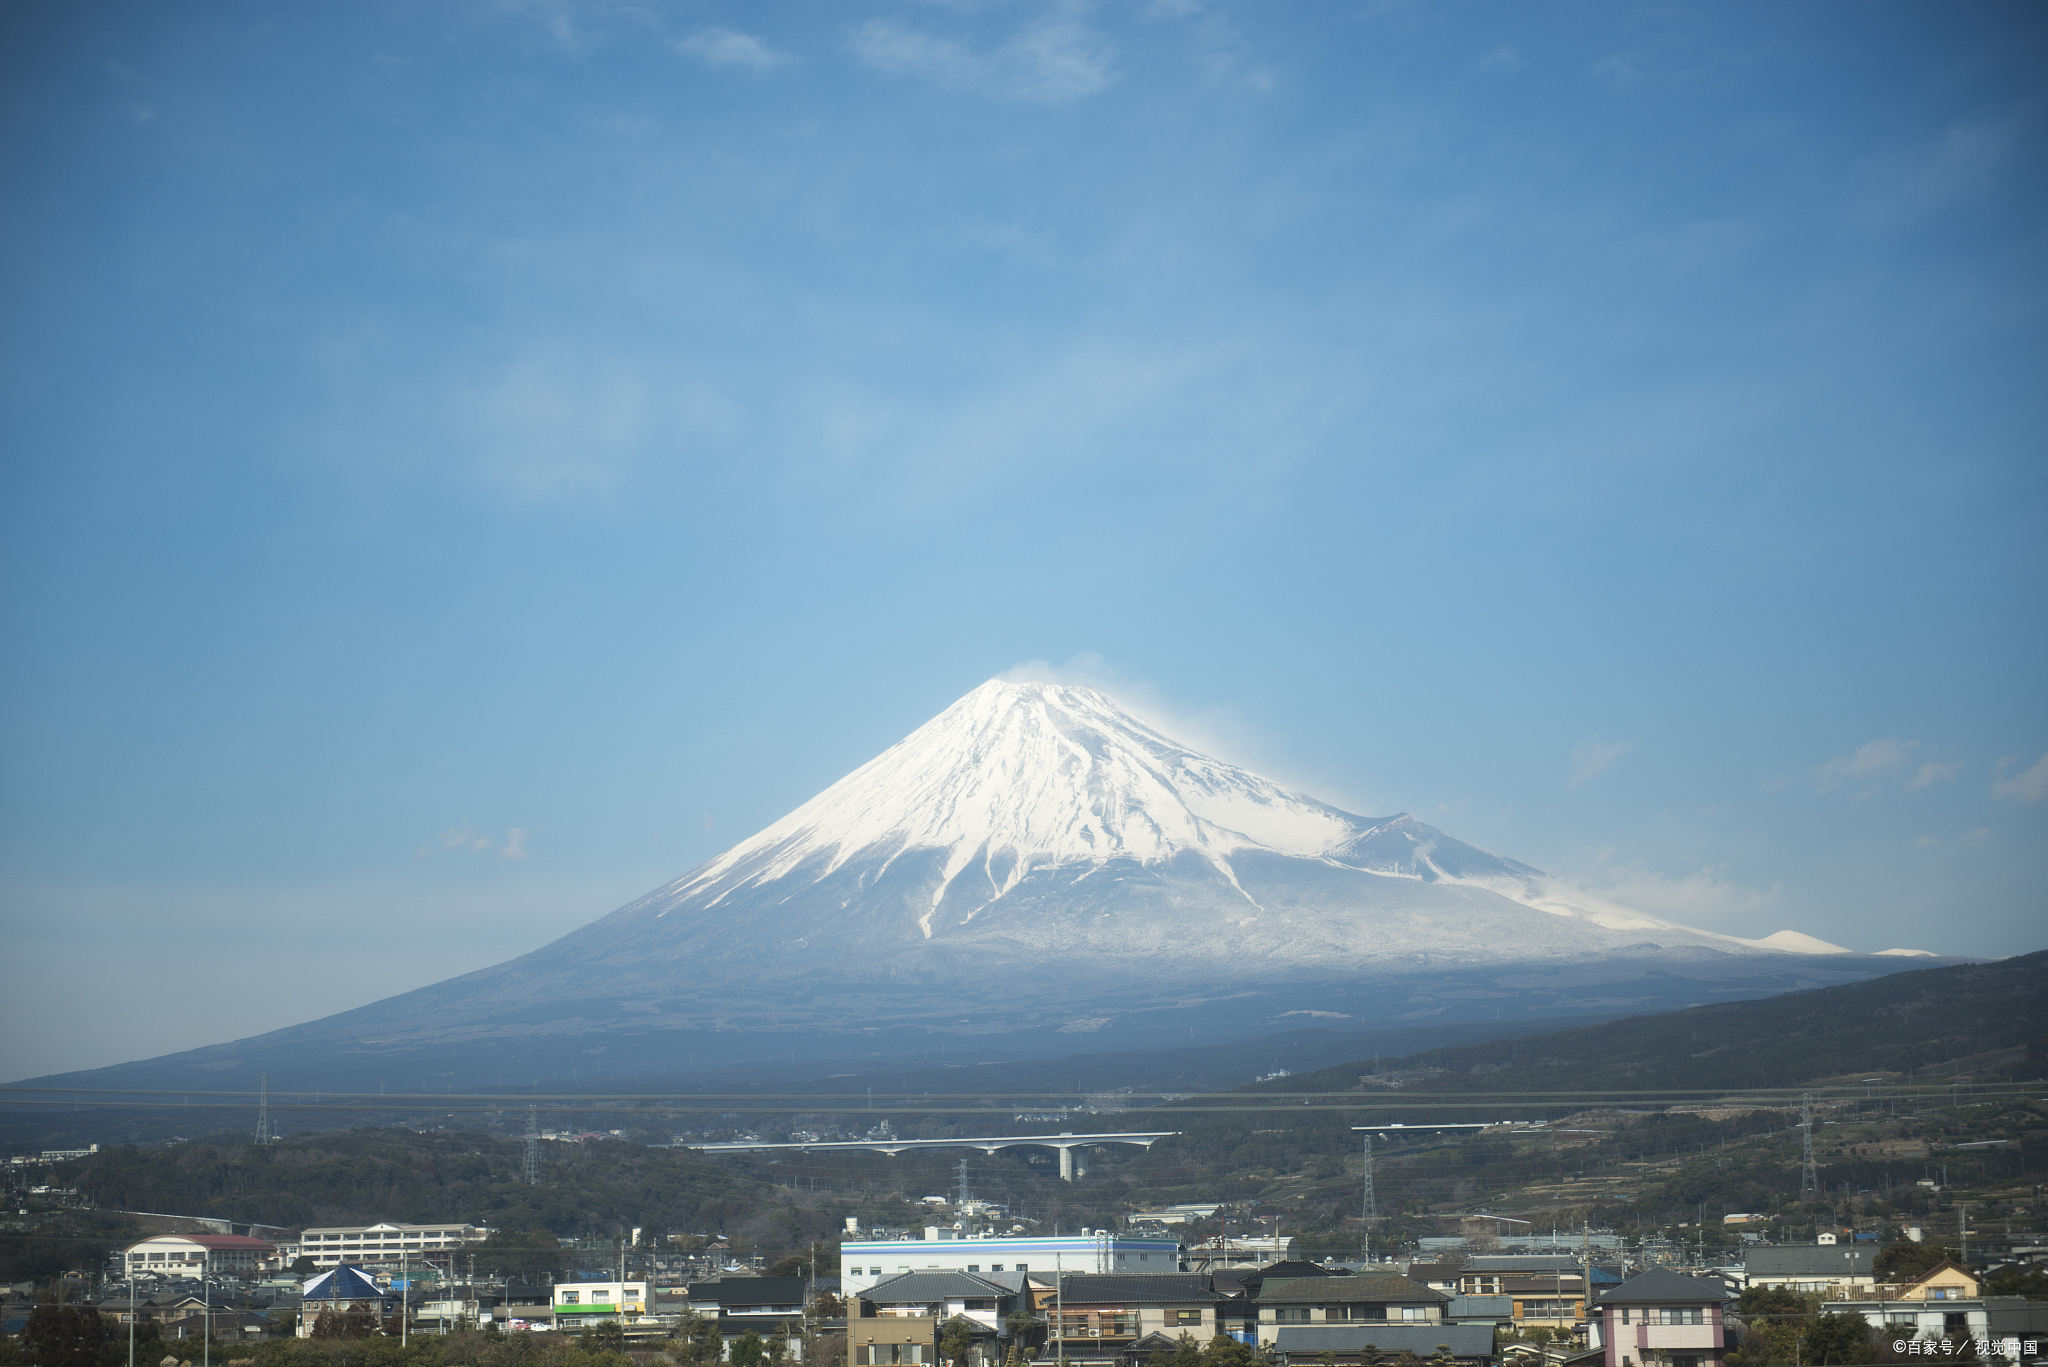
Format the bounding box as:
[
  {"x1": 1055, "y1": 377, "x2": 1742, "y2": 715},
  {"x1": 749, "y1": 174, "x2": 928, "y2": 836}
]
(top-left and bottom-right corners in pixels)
[{"x1": 626, "y1": 680, "x2": 1827, "y2": 959}]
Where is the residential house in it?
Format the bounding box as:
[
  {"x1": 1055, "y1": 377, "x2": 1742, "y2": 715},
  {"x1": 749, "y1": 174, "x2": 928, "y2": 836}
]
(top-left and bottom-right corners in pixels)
[
  {"x1": 297, "y1": 1266, "x2": 398, "y2": 1338},
  {"x1": 852, "y1": 1312, "x2": 938, "y2": 1366},
  {"x1": 1408, "y1": 1264, "x2": 1467, "y2": 1297},
  {"x1": 1256, "y1": 1274, "x2": 1449, "y2": 1347},
  {"x1": 864, "y1": 1271, "x2": 1022, "y2": 1336},
  {"x1": 688, "y1": 1275, "x2": 826, "y2": 1359},
  {"x1": 1586, "y1": 1270, "x2": 1730, "y2": 1367},
  {"x1": 1269, "y1": 1322, "x2": 1498, "y2": 1366},
  {"x1": 1739, "y1": 1245, "x2": 1878, "y2": 1298},
  {"x1": 1448, "y1": 1296, "x2": 1515, "y2": 1330},
  {"x1": 1823, "y1": 1261, "x2": 2048, "y2": 1346},
  {"x1": 1048, "y1": 1272, "x2": 1224, "y2": 1360},
  {"x1": 1503, "y1": 1276, "x2": 1587, "y2": 1333}
]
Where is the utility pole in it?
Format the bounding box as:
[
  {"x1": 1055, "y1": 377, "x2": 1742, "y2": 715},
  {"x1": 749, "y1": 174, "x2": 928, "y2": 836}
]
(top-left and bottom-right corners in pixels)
[
  {"x1": 1958, "y1": 1204, "x2": 1969, "y2": 1267},
  {"x1": 1361, "y1": 1132, "x2": 1377, "y2": 1263},
  {"x1": 1054, "y1": 1254, "x2": 1068, "y2": 1367},
  {"x1": 1800, "y1": 1094, "x2": 1819, "y2": 1197},
  {"x1": 525, "y1": 1106, "x2": 542, "y2": 1186},
  {"x1": 400, "y1": 1249, "x2": 408, "y2": 1348}
]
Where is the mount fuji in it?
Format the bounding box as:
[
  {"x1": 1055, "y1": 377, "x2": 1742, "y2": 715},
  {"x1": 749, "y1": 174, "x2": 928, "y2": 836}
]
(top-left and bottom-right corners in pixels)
[{"x1": 18, "y1": 680, "x2": 1931, "y2": 1097}]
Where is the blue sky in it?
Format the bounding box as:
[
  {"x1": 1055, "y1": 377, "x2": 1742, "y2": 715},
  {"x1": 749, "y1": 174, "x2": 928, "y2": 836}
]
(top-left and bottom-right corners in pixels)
[{"x1": 3, "y1": 1, "x2": 2043, "y2": 1079}]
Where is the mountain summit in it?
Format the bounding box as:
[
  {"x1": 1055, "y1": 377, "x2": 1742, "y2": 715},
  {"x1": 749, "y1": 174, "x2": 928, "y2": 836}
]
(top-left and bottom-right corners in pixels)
[
  {"x1": 19, "y1": 679, "x2": 1910, "y2": 1095},
  {"x1": 645, "y1": 679, "x2": 1765, "y2": 964}
]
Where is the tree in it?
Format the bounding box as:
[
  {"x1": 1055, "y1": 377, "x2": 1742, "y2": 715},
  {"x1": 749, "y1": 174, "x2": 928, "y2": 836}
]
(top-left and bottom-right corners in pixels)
[
  {"x1": 1160, "y1": 1334, "x2": 1203, "y2": 1367},
  {"x1": 1985, "y1": 1265, "x2": 2048, "y2": 1298},
  {"x1": 1200, "y1": 1335, "x2": 1258, "y2": 1367},
  {"x1": 584, "y1": 1322, "x2": 629, "y2": 1353},
  {"x1": 291, "y1": 1257, "x2": 318, "y2": 1276},
  {"x1": 311, "y1": 1306, "x2": 378, "y2": 1340},
  {"x1": 939, "y1": 1319, "x2": 975, "y2": 1367},
  {"x1": 1803, "y1": 1314, "x2": 1873, "y2": 1367},
  {"x1": 1874, "y1": 1243, "x2": 1955, "y2": 1283},
  {"x1": 475, "y1": 1230, "x2": 570, "y2": 1281},
  {"x1": 1358, "y1": 1344, "x2": 1384, "y2": 1367},
  {"x1": 21, "y1": 1304, "x2": 109, "y2": 1367},
  {"x1": 1426, "y1": 1347, "x2": 1456, "y2": 1367},
  {"x1": 731, "y1": 1330, "x2": 768, "y2": 1367}
]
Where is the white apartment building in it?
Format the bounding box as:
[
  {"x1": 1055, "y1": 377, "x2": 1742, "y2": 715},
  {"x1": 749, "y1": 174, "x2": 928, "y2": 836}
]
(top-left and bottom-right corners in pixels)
[
  {"x1": 290, "y1": 1222, "x2": 492, "y2": 1267},
  {"x1": 123, "y1": 1233, "x2": 277, "y2": 1278},
  {"x1": 554, "y1": 1280, "x2": 653, "y2": 1325},
  {"x1": 840, "y1": 1232, "x2": 1186, "y2": 1297}
]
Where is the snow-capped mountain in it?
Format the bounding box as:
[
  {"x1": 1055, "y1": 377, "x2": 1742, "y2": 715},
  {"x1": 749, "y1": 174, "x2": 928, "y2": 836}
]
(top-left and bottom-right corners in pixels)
[
  {"x1": 645, "y1": 679, "x2": 1771, "y2": 961},
  {"x1": 21, "y1": 678, "x2": 1919, "y2": 1095}
]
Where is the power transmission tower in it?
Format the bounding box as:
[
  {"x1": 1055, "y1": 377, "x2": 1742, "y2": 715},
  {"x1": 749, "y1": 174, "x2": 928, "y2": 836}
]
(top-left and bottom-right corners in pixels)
[
  {"x1": 1361, "y1": 1132, "x2": 1377, "y2": 1260},
  {"x1": 524, "y1": 1105, "x2": 542, "y2": 1186},
  {"x1": 256, "y1": 1074, "x2": 272, "y2": 1144},
  {"x1": 1799, "y1": 1093, "x2": 1818, "y2": 1196},
  {"x1": 957, "y1": 1157, "x2": 971, "y2": 1209}
]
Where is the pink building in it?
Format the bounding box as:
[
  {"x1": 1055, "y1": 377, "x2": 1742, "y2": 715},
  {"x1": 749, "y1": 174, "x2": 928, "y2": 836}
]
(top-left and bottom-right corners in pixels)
[{"x1": 1590, "y1": 1271, "x2": 1731, "y2": 1367}]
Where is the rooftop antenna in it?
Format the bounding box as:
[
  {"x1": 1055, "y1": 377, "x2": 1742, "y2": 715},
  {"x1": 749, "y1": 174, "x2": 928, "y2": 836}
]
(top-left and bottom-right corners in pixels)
[
  {"x1": 1799, "y1": 1094, "x2": 1819, "y2": 1196},
  {"x1": 525, "y1": 1106, "x2": 542, "y2": 1186}
]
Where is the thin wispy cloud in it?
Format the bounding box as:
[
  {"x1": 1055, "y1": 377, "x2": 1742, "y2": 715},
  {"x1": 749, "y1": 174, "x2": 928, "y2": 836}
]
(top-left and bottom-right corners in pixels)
[
  {"x1": 850, "y1": 4, "x2": 1116, "y2": 104},
  {"x1": 1580, "y1": 862, "x2": 1777, "y2": 926},
  {"x1": 417, "y1": 824, "x2": 532, "y2": 858},
  {"x1": 1814, "y1": 737, "x2": 1915, "y2": 793},
  {"x1": 1906, "y1": 760, "x2": 1959, "y2": 791},
  {"x1": 1569, "y1": 739, "x2": 1631, "y2": 788},
  {"x1": 676, "y1": 26, "x2": 791, "y2": 71},
  {"x1": 1991, "y1": 752, "x2": 2048, "y2": 804}
]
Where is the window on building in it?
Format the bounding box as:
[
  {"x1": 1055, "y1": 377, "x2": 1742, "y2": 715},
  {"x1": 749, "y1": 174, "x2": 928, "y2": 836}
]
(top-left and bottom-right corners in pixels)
[
  {"x1": 990, "y1": 1266, "x2": 1004, "y2": 1273},
  {"x1": 1173, "y1": 1312, "x2": 1202, "y2": 1325},
  {"x1": 1140, "y1": 1255, "x2": 1149, "y2": 1261},
  {"x1": 1016, "y1": 1264, "x2": 1028, "y2": 1273}
]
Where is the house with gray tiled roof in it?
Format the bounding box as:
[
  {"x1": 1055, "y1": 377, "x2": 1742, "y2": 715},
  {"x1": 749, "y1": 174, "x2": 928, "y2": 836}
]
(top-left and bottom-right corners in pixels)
[{"x1": 1587, "y1": 1270, "x2": 1730, "y2": 1367}]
